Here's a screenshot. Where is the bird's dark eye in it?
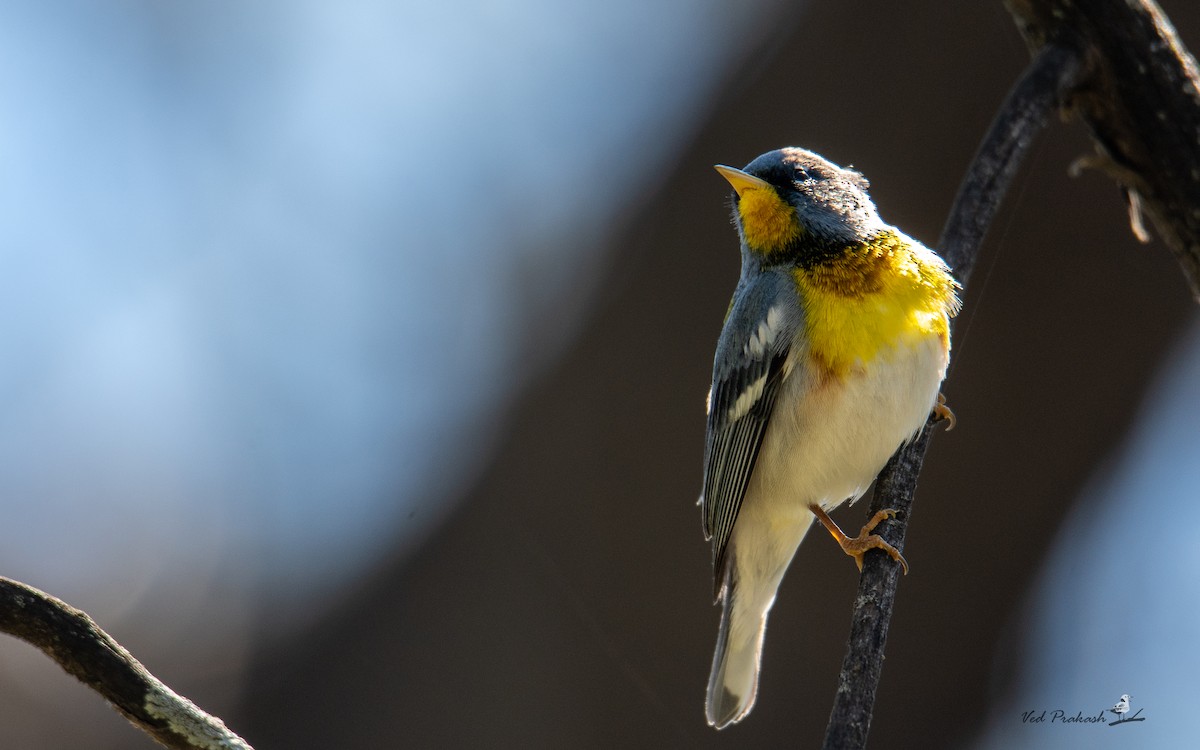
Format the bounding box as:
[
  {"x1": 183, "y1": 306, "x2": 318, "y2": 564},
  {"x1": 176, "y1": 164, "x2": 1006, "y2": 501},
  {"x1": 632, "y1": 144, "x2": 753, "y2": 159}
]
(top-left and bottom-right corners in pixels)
[{"x1": 793, "y1": 168, "x2": 809, "y2": 182}]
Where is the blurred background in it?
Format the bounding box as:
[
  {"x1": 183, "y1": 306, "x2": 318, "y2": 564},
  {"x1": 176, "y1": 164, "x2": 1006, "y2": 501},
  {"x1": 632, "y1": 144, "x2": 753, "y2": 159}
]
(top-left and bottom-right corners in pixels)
[{"x1": 0, "y1": 1, "x2": 1197, "y2": 748}]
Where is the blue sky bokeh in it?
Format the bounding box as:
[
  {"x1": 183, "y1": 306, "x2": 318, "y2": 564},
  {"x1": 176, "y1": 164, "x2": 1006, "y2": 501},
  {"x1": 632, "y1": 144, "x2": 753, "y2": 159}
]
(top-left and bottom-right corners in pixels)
[{"x1": 0, "y1": 0, "x2": 781, "y2": 604}]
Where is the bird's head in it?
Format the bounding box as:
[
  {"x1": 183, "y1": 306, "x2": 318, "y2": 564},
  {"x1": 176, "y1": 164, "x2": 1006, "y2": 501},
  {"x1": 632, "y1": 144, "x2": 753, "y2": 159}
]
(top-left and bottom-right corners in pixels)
[{"x1": 715, "y1": 147, "x2": 885, "y2": 265}]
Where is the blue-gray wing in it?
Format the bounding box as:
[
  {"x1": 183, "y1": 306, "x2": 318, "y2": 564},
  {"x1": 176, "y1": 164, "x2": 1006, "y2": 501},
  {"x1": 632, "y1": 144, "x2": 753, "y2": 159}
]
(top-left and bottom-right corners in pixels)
[{"x1": 701, "y1": 269, "x2": 802, "y2": 597}]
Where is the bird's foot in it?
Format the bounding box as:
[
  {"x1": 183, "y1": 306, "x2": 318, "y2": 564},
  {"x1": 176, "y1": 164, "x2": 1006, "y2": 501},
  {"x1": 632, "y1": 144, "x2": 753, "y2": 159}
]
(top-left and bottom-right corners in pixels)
[
  {"x1": 809, "y1": 505, "x2": 909, "y2": 575},
  {"x1": 933, "y1": 392, "x2": 956, "y2": 431}
]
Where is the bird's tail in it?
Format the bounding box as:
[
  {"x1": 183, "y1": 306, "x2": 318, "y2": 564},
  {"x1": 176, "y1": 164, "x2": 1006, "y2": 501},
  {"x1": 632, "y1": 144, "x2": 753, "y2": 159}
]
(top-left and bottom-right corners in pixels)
[
  {"x1": 705, "y1": 517, "x2": 809, "y2": 728},
  {"x1": 705, "y1": 581, "x2": 770, "y2": 729}
]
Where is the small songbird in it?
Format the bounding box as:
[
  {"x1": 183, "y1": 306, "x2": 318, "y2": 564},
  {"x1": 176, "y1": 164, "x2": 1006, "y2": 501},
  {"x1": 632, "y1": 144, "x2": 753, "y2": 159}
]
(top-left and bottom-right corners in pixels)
[
  {"x1": 1110, "y1": 694, "x2": 1131, "y2": 720},
  {"x1": 701, "y1": 147, "x2": 960, "y2": 728}
]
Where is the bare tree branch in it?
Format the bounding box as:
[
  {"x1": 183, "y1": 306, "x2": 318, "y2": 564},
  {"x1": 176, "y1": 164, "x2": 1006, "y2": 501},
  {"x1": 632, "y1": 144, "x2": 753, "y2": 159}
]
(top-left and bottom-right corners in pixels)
[
  {"x1": 822, "y1": 1, "x2": 1200, "y2": 747},
  {"x1": 0, "y1": 576, "x2": 254, "y2": 750},
  {"x1": 1009, "y1": 0, "x2": 1200, "y2": 299},
  {"x1": 820, "y1": 40, "x2": 1083, "y2": 750}
]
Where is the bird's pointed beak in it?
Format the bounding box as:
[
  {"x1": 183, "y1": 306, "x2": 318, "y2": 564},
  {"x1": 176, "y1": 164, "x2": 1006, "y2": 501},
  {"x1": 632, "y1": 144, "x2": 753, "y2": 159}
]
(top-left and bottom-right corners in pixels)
[{"x1": 714, "y1": 165, "x2": 771, "y2": 197}]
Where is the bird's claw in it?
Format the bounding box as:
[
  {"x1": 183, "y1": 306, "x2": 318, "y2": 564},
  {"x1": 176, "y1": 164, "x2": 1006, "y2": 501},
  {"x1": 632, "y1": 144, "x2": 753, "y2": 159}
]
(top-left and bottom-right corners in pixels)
[
  {"x1": 809, "y1": 505, "x2": 909, "y2": 575},
  {"x1": 933, "y1": 392, "x2": 956, "y2": 431}
]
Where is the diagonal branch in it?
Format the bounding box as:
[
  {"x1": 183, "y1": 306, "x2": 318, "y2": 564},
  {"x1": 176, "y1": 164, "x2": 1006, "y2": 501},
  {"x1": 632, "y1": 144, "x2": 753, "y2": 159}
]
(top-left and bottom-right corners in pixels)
[
  {"x1": 820, "y1": 38, "x2": 1084, "y2": 750},
  {"x1": 824, "y1": 0, "x2": 1200, "y2": 746},
  {"x1": 0, "y1": 576, "x2": 254, "y2": 750}
]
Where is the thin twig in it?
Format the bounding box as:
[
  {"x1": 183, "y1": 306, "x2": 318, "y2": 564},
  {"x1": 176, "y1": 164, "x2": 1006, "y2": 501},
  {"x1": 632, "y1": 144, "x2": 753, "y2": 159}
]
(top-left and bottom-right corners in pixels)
[
  {"x1": 820, "y1": 40, "x2": 1083, "y2": 750},
  {"x1": 0, "y1": 576, "x2": 254, "y2": 750}
]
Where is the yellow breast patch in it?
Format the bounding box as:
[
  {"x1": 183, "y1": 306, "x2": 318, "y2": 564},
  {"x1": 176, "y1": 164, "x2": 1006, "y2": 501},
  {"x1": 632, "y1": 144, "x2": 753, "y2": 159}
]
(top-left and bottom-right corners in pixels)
[{"x1": 793, "y1": 233, "x2": 959, "y2": 377}]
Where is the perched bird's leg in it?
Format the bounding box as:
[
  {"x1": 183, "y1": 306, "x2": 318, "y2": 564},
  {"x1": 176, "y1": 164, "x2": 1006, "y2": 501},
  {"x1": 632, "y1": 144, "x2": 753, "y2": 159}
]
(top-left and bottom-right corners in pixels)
[
  {"x1": 933, "y1": 392, "x2": 956, "y2": 431},
  {"x1": 808, "y1": 504, "x2": 909, "y2": 575}
]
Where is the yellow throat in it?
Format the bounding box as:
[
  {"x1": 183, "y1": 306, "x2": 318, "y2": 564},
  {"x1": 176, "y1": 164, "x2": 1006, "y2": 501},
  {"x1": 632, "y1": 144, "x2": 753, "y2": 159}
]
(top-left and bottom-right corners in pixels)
[{"x1": 736, "y1": 181, "x2": 803, "y2": 253}]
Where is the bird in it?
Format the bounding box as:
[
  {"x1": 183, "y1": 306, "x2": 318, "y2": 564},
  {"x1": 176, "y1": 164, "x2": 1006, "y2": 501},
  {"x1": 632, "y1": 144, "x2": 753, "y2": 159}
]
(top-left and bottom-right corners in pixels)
[
  {"x1": 1109, "y1": 694, "x2": 1131, "y2": 721},
  {"x1": 700, "y1": 147, "x2": 960, "y2": 728}
]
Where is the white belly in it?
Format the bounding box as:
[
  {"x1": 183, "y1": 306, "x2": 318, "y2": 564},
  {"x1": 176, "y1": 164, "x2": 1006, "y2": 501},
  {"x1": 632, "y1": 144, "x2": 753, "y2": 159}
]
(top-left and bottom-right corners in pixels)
[{"x1": 741, "y1": 333, "x2": 948, "y2": 528}]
